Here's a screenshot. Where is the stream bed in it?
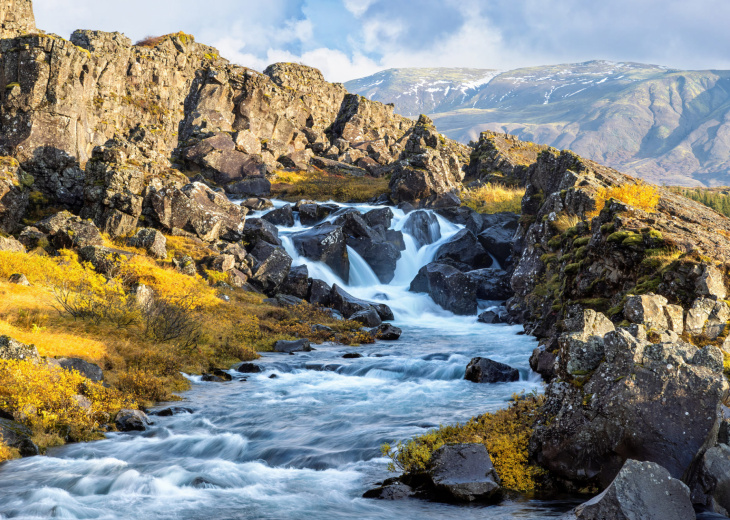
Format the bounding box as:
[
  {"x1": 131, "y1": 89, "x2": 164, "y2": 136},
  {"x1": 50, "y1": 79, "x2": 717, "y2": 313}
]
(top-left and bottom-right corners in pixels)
[{"x1": 0, "y1": 202, "x2": 581, "y2": 519}]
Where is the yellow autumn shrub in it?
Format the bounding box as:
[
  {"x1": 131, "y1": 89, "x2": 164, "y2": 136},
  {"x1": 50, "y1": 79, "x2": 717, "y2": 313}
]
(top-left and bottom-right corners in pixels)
[
  {"x1": 461, "y1": 183, "x2": 525, "y2": 214},
  {"x1": 0, "y1": 360, "x2": 135, "y2": 441},
  {"x1": 589, "y1": 181, "x2": 660, "y2": 218},
  {"x1": 382, "y1": 393, "x2": 546, "y2": 492},
  {"x1": 0, "y1": 436, "x2": 19, "y2": 463}
]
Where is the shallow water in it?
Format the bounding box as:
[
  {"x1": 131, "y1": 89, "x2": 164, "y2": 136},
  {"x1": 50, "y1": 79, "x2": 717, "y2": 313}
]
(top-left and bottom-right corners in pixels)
[{"x1": 0, "y1": 202, "x2": 580, "y2": 519}]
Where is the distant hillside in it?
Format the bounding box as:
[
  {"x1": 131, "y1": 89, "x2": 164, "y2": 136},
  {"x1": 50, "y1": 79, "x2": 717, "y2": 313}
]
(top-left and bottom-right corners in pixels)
[{"x1": 346, "y1": 61, "x2": 730, "y2": 187}]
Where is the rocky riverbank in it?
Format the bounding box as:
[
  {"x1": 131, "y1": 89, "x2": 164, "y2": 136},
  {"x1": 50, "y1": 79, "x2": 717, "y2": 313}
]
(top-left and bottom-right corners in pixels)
[{"x1": 2, "y1": 1, "x2": 730, "y2": 519}]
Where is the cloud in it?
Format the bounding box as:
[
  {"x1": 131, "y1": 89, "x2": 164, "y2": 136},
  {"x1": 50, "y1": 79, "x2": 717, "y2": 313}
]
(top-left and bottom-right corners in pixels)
[{"x1": 30, "y1": 0, "x2": 730, "y2": 83}]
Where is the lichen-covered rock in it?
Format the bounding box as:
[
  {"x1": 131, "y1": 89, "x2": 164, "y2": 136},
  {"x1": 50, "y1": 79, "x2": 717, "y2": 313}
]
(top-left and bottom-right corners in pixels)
[
  {"x1": 434, "y1": 229, "x2": 491, "y2": 271},
  {"x1": 78, "y1": 245, "x2": 133, "y2": 275},
  {"x1": 0, "y1": 417, "x2": 39, "y2": 457},
  {"x1": 0, "y1": 0, "x2": 35, "y2": 39},
  {"x1": 273, "y1": 339, "x2": 311, "y2": 353},
  {"x1": 370, "y1": 323, "x2": 402, "y2": 341},
  {"x1": 690, "y1": 444, "x2": 730, "y2": 515},
  {"x1": 685, "y1": 298, "x2": 730, "y2": 340},
  {"x1": 698, "y1": 265, "x2": 727, "y2": 300},
  {"x1": 0, "y1": 156, "x2": 31, "y2": 233},
  {"x1": 35, "y1": 211, "x2": 104, "y2": 250},
  {"x1": 0, "y1": 335, "x2": 39, "y2": 362},
  {"x1": 624, "y1": 294, "x2": 669, "y2": 330},
  {"x1": 242, "y1": 218, "x2": 281, "y2": 247},
  {"x1": 128, "y1": 228, "x2": 167, "y2": 259},
  {"x1": 261, "y1": 204, "x2": 294, "y2": 227},
  {"x1": 562, "y1": 459, "x2": 694, "y2": 520},
  {"x1": 248, "y1": 241, "x2": 292, "y2": 295},
  {"x1": 557, "y1": 310, "x2": 615, "y2": 378},
  {"x1": 51, "y1": 357, "x2": 104, "y2": 382},
  {"x1": 0, "y1": 236, "x2": 25, "y2": 252},
  {"x1": 531, "y1": 328, "x2": 729, "y2": 487},
  {"x1": 389, "y1": 115, "x2": 466, "y2": 205}
]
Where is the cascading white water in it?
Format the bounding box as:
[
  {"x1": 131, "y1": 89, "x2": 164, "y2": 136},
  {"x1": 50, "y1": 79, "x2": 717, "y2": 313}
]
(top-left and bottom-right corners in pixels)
[{"x1": 0, "y1": 201, "x2": 575, "y2": 520}]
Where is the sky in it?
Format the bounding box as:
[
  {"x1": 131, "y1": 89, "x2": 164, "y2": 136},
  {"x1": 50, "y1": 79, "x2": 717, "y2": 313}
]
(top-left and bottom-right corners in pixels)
[{"x1": 32, "y1": 0, "x2": 730, "y2": 83}]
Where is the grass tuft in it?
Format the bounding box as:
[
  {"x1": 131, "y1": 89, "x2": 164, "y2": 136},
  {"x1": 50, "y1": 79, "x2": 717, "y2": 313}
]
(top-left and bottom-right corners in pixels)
[{"x1": 461, "y1": 183, "x2": 524, "y2": 214}]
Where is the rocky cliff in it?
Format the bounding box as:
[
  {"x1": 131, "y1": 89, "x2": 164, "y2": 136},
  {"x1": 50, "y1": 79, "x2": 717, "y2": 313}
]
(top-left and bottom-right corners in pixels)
[{"x1": 0, "y1": 2, "x2": 469, "y2": 226}]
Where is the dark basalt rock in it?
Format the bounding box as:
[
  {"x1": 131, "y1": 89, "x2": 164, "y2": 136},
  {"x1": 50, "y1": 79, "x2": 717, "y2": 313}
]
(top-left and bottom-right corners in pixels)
[
  {"x1": 0, "y1": 417, "x2": 39, "y2": 457},
  {"x1": 342, "y1": 352, "x2": 362, "y2": 359},
  {"x1": 53, "y1": 358, "x2": 104, "y2": 382},
  {"x1": 242, "y1": 218, "x2": 281, "y2": 247},
  {"x1": 363, "y1": 207, "x2": 394, "y2": 229},
  {"x1": 151, "y1": 407, "x2": 194, "y2": 417},
  {"x1": 236, "y1": 363, "x2": 263, "y2": 373},
  {"x1": 273, "y1": 339, "x2": 312, "y2": 353},
  {"x1": 427, "y1": 443, "x2": 501, "y2": 503},
  {"x1": 477, "y1": 213, "x2": 519, "y2": 267},
  {"x1": 297, "y1": 203, "x2": 338, "y2": 226},
  {"x1": 410, "y1": 263, "x2": 477, "y2": 315},
  {"x1": 116, "y1": 409, "x2": 151, "y2": 432},
  {"x1": 466, "y1": 268, "x2": 513, "y2": 300},
  {"x1": 308, "y1": 278, "x2": 333, "y2": 307},
  {"x1": 563, "y1": 459, "x2": 694, "y2": 520},
  {"x1": 477, "y1": 310, "x2": 501, "y2": 324},
  {"x1": 280, "y1": 264, "x2": 310, "y2": 299},
  {"x1": 291, "y1": 224, "x2": 349, "y2": 283},
  {"x1": 248, "y1": 242, "x2": 292, "y2": 296},
  {"x1": 225, "y1": 177, "x2": 271, "y2": 198},
  {"x1": 349, "y1": 308, "x2": 382, "y2": 327},
  {"x1": 402, "y1": 210, "x2": 441, "y2": 249},
  {"x1": 261, "y1": 204, "x2": 295, "y2": 227},
  {"x1": 363, "y1": 478, "x2": 415, "y2": 500},
  {"x1": 434, "y1": 229, "x2": 492, "y2": 270},
  {"x1": 370, "y1": 323, "x2": 402, "y2": 340},
  {"x1": 465, "y1": 357, "x2": 519, "y2": 383},
  {"x1": 329, "y1": 284, "x2": 392, "y2": 320},
  {"x1": 35, "y1": 211, "x2": 104, "y2": 250}
]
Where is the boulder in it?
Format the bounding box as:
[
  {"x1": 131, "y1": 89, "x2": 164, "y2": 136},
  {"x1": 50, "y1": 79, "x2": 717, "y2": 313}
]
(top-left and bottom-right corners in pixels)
[
  {"x1": 466, "y1": 268, "x2": 513, "y2": 300},
  {"x1": 530, "y1": 347, "x2": 557, "y2": 381},
  {"x1": 144, "y1": 183, "x2": 247, "y2": 242},
  {"x1": 477, "y1": 213, "x2": 519, "y2": 267},
  {"x1": 291, "y1": 225, "x2": 349, "y2": 282},
  {"x1": 298, "y1": 203, "x2": 337, "y2": 226},
  {"x1": 181, "y1": 133, "x2": 268, "y2": 186},
  {"x1": 349, "y1": 308, "x2": 382, "y2": 327},
  {"x1": 434, "y1": 229, "x2": 492, "y2": 270},
  {"x1": 410, "y1": 263, "x2": 477, "y2": 315},
  {"x1": 363, "y1": 207, "x2": 394, "y2": 229},
  {"x1": 686, "y1": 298, "x2": 730, "y2": 340},
  {"x1": 35, "y1": 211, "x2": 104, "y2": 250},
  {"x1": 624, "y1": 293, "x2": 669, "y2": 330},
  {"x1": 240, "y1": 198, "x2": 274, "y2": 212},
  {"x1": 691, "y1": 444, "x2": 730, "y2": 515},
  {"x1": 348, "y1": 236, "x2": 401, "y2": 283},
  {"x1": 0, "y1": 236, "x2": 25, "y2": 252},
  {"x1": 531, "y1": 329, "x2": 729, "y2": 487},
  {"x1": 242, "y1": 218, "x2": 281, "y2": 247},
  {"x1": 329, "y1": 284, "x2": 391, "y2": 320},
  {"x1": 53, "y1": 358, "x2": 104, "y2": 382},
  {"x1": 127, "y1": 228, "x2": 167, "y2": 259},
  {"x1": 465, "y1": 357, "x2": 519, "y2": 383},
  {"x1": 664, "y1": 304, "x2": 685, "y2": 334},
  {"x1": 78, "y1": 245, "x2": 134, "y2": 276},
  {"x1": 280, "y1": 265, "x2": 310, "y2": 299},
  {"x1": 8, "y1": 273, "x2": 29, "y2": 286},
  {"x1": 309, "y1": 279, "x2": 332, "y2": 307},
  {"x1": 478, "y1": 310, "x2": 501, "y2": 324},
  {"x1": 236, "y1": 363, "x2": 263, "y2": 373},
  {"x1": 151, "y1": 407, "x2": 194, "y2": 417},
  {"x1": 273, "y1": 339, "x2": 312, "y2": 353},
  {"x1": 0, "y1": 336, "x2": 39, "y2": 362},
  {"x1": 427, "y1": 443, "x2": 501, "y2": 502},
  {"x1": 402, "y1": 210, "x2": 441, "y2": 249},
  {"x1": 557, "y1": 310, "x2": 615, "y2": 378},
  {"x1": 363, "y1": 479, "x2": 415, "y2": 500},
  {"x1": 225, "y1": 177, "x2": 271, "y2": 198},
  {"x1": 248, "y1": 242, "x2": 292, "y2": 295},
  {"x1": 115, "y1": 409, "x2": 150, "y2": 432},
  {"x1": 562, "y1": 459, "x2": 694, "y2": 520},
  {"x1": 373, "y1": 304, "x2": 395, "y2": 321},
  {"x1": 698, "y1": 265, "x2": 727, "y2": 300},
  {"x1": 17, "y1": 227, "x2": 47, "y2": 251},
  {"x1": 261, "y1": 204, "x2": 295, "y2": 227},
  {"x1": 370, "y1": 323, "x2": 402, "y2": 341},
  {"x1": 0, "y1": 418, "x2": 39, "y2": 457}
]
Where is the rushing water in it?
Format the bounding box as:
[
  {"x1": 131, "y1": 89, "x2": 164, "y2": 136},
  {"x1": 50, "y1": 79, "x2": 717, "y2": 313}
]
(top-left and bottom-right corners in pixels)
[{"x1": 0, "y1": 201, "x2": 580, "y2": 519}]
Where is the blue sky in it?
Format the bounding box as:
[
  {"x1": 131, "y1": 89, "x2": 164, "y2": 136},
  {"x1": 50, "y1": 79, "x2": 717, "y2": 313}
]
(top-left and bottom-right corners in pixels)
[{"x1": 33, "y1": 0, "x2": 730, "y2": 82}]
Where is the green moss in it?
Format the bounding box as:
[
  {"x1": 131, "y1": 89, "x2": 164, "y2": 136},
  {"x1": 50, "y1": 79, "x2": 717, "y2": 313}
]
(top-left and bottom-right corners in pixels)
[
  {"x1": 600, "y1": 223, "x2": 615, "y2": 234},
  {"x1": 574, "y1": 246, "x2": 588, "y2": 260},
  {"x1": 547, "y1": 236, "x2": 563, "y2": 249},
  {"x1": 5, "y1": 83, "x2": 20, "y2": 89},
  {"x1": 565, "y1": 262, "x2": 581, "y2": 275},
  {"x1": 622, "y1": 234, "x2": 644, "y2": 247},
  {"x1": 573, "y1": 236, "x2": 591, "y2": 247},
  {"x1": 607, "y1": 230, "x2": 634, "y2": 243},
  {"x1": 565, "y1": 226, "x2": 579, "y2": 238}
]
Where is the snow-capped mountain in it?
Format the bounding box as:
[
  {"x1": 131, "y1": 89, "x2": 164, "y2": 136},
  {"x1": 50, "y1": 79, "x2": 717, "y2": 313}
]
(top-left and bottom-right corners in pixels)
[{"x1": 346, "y1": 61, "x2": 730, "y2": 186}]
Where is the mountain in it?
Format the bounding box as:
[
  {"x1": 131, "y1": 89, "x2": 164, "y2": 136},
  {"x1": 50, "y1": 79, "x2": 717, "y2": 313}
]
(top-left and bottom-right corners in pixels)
[{"x1": 346, "y1": 61, "x2": 730, "y2": 186}]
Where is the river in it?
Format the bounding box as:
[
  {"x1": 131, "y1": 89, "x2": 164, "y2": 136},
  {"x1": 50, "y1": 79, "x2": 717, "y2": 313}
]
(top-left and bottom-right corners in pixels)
[{"x1": 0, "y1": 201, "x2": 580, "y2": 519}]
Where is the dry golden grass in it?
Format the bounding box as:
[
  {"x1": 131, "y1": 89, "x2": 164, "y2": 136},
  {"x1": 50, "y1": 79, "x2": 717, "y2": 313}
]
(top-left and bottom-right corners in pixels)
[
  {"x1": 461, "y1": 183, "x2": 525, "y2": 214},
  {"x1": 552, "y1": 213, "x2": 582, "y2": 234},
  {"x1": 589, "y1": 181, "x2": 660, "y2": 218},
  {"x1": 271, "y1": 169, "x2": 389, "y2": 202}
]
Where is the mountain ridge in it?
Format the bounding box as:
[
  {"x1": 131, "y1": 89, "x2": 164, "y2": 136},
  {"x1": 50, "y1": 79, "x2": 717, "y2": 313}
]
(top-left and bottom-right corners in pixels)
[{"x1": 346, "y1": 61, "x2": 730, "y2": 186}]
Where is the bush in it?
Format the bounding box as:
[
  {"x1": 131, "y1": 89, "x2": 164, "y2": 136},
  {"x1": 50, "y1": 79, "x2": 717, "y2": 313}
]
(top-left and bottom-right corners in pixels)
[
  {"x1": 589, "y1": 181, "x2": 660, "y2": 218},
  {"x1": 0, "y1": 436, "x2": 19, "y2": 463},
  {"x1": 382, "y1": 393, "x2": 546, "y2": 492},
  {"x1": 142, "y1": 295, "x2": 202, "y2": 350},
  {"x1": 0, "y1": 360, "x2": 134, "y2": 442},
  {"x1": 114, "y1": 369, "x2": 172, "y2": 405},
  {"x1": 461, "y1": 183, "x2": 525, "y2": 214}
]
